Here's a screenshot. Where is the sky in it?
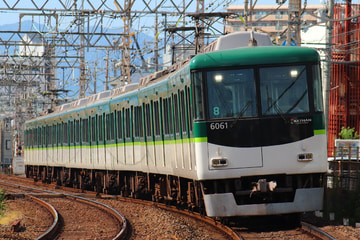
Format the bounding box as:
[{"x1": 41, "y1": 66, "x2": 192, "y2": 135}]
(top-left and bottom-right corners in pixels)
[{"x1": 0, "y1": 0, "x2": 328, "y2": 26}]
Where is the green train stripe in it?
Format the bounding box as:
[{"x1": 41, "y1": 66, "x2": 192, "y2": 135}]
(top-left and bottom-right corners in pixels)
[
  {"x1": 314, "y1": 129, "x2": 326, "y2": 135},
  {"x1": 25, "y1": 137, "x2": 209, "y2": 151}
]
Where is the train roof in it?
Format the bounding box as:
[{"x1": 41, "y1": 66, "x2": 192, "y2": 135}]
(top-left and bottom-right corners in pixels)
[{"x1": 190, "y1": 46, "x2": 320, "y2": 70}]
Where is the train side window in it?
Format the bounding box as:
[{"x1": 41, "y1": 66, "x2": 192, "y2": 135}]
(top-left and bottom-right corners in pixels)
[
  {"x1": 46, "y1": 126, "x2": 51, "y2": 146},
  {"x1": 139, "y1": 107, "x2": 144, "y2": 138},
  {"x1": 134, "y1": 106, "x2": 143, "y2": 138},
  {"x1": 154, "y1": 101, "x2": 160, "y2": 136},
  {"x1": 180, "y1": 90, "x2": 187, "y2": 134},
  {"x1": 91, "y1": 117, "x2": 96, "y2": 142},
  {"x1": 34, "y1": 128, "x2": 38, "y2": 147},
  {"x1": 63, "y1": 122, "x2": 68, "y2": 145},
  {"x1": 186, "y1": 86, "x2": 193, "y2": 132},
  {"x1": 173, "y1": 94, "x2": 180, "y2": 134},
  {"x1": 312, "y1": 64, "x2": 324, "y2": 112},
  {"x1": 168, "y1": 97, "x2": 174, "y2": 135},
  {"x1": 106, "y1": 114, "x2": 111, "y2": 141},
  {"x1": 70, "y1": 121, "x2": 74, "y2": 144},
  {"x1": 117, "y1": 111, "x2": 123, "y2": 140},
  {"x1": 98, "y1": 115, "x2": 103, "y2": 142},
  {"x1": 110, "y1": 113, "x2": 115, "y2": 140},
  {"x1": 134, "y1": 107, "x2": 139, "y2": 138},
  {"x1": 57, "y1": 123, "x2": 62, "y2": 146},
  {"x1": 43, "y1": 126, "x2": 47, "y2": 147},
  {"x1": 191, "y1": 72, "x2": 204, "y2": 120},
  {"x1": 145, "y1": 103, "x2": 152, "y2": 137},
  {"x1": 82, "y1": 119, "x2": 89, "y2": 143},
  {"x1": 163, "y1": 98, "x2": 169, "y2": 135},
  {"x1": 75, "y1": 120, "x2": 80, "y2": 144},
  {"x1": 41, "y1": 127, "x2": 45, "y2": 147},
  {"x1": 125, "y1": 108, "x2": 131, "y2": 139}
]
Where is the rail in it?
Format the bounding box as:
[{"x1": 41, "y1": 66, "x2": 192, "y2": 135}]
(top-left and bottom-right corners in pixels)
[
  {"x1": 2, "y1": 181, "x2": 128, "y2": 240},
  {"x1": 301, "y1": 221, "x2": 336, "y2": 240}
]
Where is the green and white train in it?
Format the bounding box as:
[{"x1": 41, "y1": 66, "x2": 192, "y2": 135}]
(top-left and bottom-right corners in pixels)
[{"x1": 24, "y1": 32, "x2": 327, "y2": 218}]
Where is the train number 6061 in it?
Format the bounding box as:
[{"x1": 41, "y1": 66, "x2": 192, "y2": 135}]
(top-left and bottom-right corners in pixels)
[{"x1": 209, "y1": 122, "x2": 228, "y2": 130}]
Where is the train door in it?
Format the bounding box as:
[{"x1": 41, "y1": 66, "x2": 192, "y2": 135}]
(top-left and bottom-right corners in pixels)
[
  {"x1": 153, "y1": 100, "x2": 164, "y2": 169},
  {"x1": 69, "y1": 121, "x2": 76, "y2": 166},
  {"x1": 56, "y1": 123, "x2": 61, "y2": 165},
  {"x1": 144, "y1": 103, "x2": 155, "y2": 167},
  {"x1": 162, "y1": 97, "x2": 173, "y2": 171},
  {"x1": 116, "y1": 110, "x2": 125, "y2": 167},
  {"x1": 173, "y1": 93, "x2": 182, "y2": 170},
  {"x1": 51, "y1": 125, "x2": 56, "y2": 165},
  {"x1": 124, "y1": 107, "x2": 134, "y2": 165},
  {"x1": 46, "y1": 126, "x2": 53, "y2": 166},
  {"x1": 62, "y1": 122, "x2": 69, "y2": 166},
  {"x1": 75, "y1": 120, "x2": 81, "y2": 168},
  {"x1": 42, "y1": 126, "x2": 47, "y2": 165},
  {"x1": 81, "y1": 118, "x2": 90, "y2": 168},
  {"x1": 105, "y1": 113, "x2": 116, "y2": 170},
  {"x1": 179, "y1": 90, "x2": 191, "y2": 171},
  {"x1": 90, "y1": 116, "x2": 98, "y2": 169},
  {"x1": 97, "y1": 114, "x2": 106, "y2": 169},
  {"x1": 185, "y1": 87, "x2": 195, "y2": 171},
  {"x1": 33, "y1": 128, "x2": 38, "y2": 165},
  {"x1": 134, "y1": 106, "x2": 144, "y2": 168}
]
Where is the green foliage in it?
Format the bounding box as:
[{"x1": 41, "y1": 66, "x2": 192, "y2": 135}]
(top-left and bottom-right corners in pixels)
[
  {"x1": 0, "y1": 189, "x2": 7, "y2": 216},
  {"x1": 338, "y1": 126, "x2": 360, "y2": 139}
]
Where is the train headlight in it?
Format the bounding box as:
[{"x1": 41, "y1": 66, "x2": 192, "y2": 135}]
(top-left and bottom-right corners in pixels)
[
  {"x1": 211, "y1": 158, "x2": 228, "y2": 167},
  {"x1": 297, "y1": 153, "x2": 313, "y2": 162}
]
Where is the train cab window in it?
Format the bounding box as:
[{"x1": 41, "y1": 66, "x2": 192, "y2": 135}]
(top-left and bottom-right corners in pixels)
[
  {"x1": 207, "y1": 69, "x2": 256, "y2": 119},
  {"x1": 191, "y1": 72, "x2": 205, "y2": 120},
  {"x1": 260, "y1": 65, "x2": 309, "y2": 115},
  {"x1": 312, "y1": 64, "x2": 324, "y2": 112}
]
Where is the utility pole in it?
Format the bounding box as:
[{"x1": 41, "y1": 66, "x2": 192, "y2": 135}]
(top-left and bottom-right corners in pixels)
[
  {"x1": 324, "y1": 0, "x2": 334, "y2": 131},
  {"x1": 121, "y1": 0, "x2": 134, "y2": 85},
  {"x1": 195, "y1": 0, "x2": 205, "y2": 53},
  {"x1": 77, "y1": 0, "x2": 86, "y2": 99},
  {"x1": 105, "y1": 49, "x2": 109, "y2": 91},
  {"x1": 287, "y1": 0, "x2": 301, "y2": 46}
]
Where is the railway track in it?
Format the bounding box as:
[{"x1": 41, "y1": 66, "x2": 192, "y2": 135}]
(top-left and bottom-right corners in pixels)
[
  {"x1": 0, "y1": 180, "x2": 128, "y2": 239},
  {"x1": 0, "y1": 175, "x2": 346, "y2": 240},
  {"x1": 0, "y1": 175, "x2": 237, "y2": 239},
  {"x1": 232, "y1": 218, "x2": 337, "y2": 240}
]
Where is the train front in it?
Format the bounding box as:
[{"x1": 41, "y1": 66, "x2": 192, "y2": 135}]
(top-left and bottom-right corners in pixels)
[{"x1": 190, "y1": 47, "x2": 327, "y2": 217}]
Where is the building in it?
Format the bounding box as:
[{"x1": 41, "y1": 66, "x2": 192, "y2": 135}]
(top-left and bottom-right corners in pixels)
[{"x1": 225, "y1": 4, "x2": 326, "y2": 43}]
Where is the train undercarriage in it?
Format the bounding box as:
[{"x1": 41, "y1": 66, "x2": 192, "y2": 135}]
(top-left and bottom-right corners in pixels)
[{"x1": 25, "y1": 165, "x2": 205, "y2": 214}]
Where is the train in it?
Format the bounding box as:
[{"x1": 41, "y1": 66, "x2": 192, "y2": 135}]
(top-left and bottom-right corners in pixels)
[{"x1": 24, "y1": 31, "x2": 327, "y2": 218}]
